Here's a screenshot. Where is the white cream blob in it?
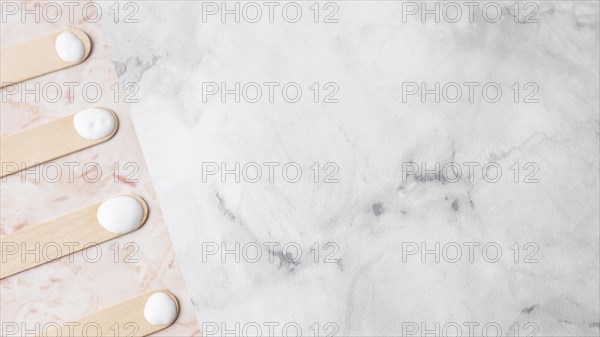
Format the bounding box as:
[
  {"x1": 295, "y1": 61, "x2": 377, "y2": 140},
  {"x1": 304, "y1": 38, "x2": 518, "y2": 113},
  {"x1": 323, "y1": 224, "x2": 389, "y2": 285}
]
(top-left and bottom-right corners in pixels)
[
  {"x1": 96, "y1": 196, "x2": 144, "y2": 234},
  {"x1": 73, "y1": 108, "x2": 116, "y2": 140},
  {"x1": 55, "y1": 31, "x2": 85, "y2": 63},
  {"x1": 144, "y1": 292, "x2": 178, "y2": 326}
]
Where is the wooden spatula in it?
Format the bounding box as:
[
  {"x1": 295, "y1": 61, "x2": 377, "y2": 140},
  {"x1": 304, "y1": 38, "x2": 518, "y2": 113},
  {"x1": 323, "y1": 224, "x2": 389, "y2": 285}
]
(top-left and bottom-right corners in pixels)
[
  {"x1": 0, "y1": 195, "x2": 148, "y2": 279},
  {"x1": 45, "y1": 290, "x2": 180, "y2": 337},
  {"x1": 0, "y1": 108, "x2": 118, "y2": 178},
  {"x1": 0, "y1": 28, "x2": 91, "y2": 87}
]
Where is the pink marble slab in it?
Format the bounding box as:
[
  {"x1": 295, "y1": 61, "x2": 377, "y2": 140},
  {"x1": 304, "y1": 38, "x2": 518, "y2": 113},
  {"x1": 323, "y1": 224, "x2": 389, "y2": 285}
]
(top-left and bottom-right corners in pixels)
[{"x1": 0, "y1": 2, "x2": 200, "y2": 336}]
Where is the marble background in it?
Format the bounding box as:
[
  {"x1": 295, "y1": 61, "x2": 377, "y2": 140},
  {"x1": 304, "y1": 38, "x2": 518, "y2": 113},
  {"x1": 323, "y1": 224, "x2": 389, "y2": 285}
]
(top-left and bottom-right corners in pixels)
[
  {"x1": 0, "y1": 2, "x2": 199, "y2": 336},
  {"x1": 101, "y1": 1, "x2": 599, "y2": 336}
]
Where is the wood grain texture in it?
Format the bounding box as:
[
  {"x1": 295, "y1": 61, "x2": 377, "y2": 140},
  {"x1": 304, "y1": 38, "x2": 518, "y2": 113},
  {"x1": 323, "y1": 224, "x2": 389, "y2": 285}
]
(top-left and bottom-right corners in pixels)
[
  {"x1": 0, "y1": 109, "x2": 118, "y2": 178},
  {"x1": 46, "y1": 290, "x2": 180, "y2": 337},
  {"x1": 0, "y1": 28, "x2": 91, "y2": 87},
  {"x1": 0, "y1": 195, "x2": 148, "y2": 279}
]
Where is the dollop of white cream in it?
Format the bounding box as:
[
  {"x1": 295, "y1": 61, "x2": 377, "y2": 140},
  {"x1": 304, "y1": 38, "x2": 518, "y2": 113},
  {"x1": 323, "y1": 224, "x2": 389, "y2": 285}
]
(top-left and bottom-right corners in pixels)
[
  {"x1": 73, "y1": 108, "x2": 116, "y2": 140},
  {"x1": 144, "y1": 292, "x2": 178, "y2": 326},
  {"x1": 97, "y1": 196, "x2": 144, "y2": 234},
  {"x1": 55, "y1": 31, "x2": 85, "y2": 63}
]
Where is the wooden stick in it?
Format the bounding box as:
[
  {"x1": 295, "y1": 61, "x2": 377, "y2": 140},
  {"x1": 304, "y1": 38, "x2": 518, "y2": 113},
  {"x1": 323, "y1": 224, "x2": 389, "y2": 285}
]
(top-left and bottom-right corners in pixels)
[
  {"x1": 0, "y1": 195, "x2": 148, "y2": 279},
  {"x1": 0, "y1": 109, "x2": 118, "y2": 178},
  {"x1": 45, "y1": 290, "x2": 179, "y2": 337},
  {"x1": 0, "y1": 28, "x2": 91, "y2": 87}
]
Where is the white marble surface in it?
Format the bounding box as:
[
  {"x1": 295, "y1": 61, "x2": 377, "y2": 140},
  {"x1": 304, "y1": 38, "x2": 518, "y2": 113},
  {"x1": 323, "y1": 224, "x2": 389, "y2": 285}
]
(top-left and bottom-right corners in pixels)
[{"x1": 102, "y1": 1, "x2": 600, "y2": 336}]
